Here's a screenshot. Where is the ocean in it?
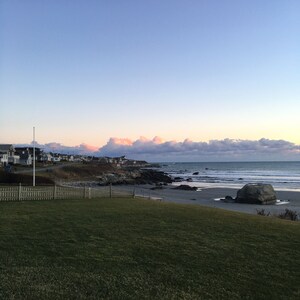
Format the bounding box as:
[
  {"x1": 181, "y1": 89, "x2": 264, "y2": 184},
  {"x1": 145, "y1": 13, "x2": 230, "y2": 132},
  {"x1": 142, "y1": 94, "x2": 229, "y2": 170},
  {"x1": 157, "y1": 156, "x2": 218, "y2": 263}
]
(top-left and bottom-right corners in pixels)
[{"x1": 159, "y1": 161, "x2": 300, "y2": 192}]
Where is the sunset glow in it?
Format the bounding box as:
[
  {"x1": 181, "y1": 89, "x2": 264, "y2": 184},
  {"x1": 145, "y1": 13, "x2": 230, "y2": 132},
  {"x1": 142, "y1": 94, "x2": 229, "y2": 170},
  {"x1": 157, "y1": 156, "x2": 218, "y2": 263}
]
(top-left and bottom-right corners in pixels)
[{"x1": 1, "y1": 1, "x2": 299, "y2": 161}]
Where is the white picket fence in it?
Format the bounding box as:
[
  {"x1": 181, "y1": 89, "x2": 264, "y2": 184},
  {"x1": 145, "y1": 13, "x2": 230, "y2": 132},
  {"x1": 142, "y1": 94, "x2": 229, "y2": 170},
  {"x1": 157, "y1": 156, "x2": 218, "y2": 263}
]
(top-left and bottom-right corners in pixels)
[{"x1": 0, "y1": 184, "x2": 134, "y2": 201}]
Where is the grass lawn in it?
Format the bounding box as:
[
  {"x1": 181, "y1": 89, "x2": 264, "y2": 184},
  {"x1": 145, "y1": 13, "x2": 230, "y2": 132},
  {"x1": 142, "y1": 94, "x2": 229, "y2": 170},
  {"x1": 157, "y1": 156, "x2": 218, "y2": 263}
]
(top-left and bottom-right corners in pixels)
[{"x1": 0, "y1": 198, "x2": 299, "y2": 299}]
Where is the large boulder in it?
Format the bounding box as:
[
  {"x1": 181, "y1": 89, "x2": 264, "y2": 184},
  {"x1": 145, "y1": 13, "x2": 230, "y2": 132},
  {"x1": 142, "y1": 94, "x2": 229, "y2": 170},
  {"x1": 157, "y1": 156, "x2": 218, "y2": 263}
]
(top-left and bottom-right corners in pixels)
[{"x1": 236, "y1": 184, "x2": 277, "y2": 205}]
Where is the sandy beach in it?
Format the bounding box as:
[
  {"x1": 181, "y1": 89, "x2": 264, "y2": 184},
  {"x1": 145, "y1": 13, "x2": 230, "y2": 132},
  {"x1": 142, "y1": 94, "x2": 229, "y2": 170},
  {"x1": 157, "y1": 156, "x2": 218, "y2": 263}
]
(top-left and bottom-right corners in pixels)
[{"x1": 116, "y1": 184, "x2": 300, "y2": 216}]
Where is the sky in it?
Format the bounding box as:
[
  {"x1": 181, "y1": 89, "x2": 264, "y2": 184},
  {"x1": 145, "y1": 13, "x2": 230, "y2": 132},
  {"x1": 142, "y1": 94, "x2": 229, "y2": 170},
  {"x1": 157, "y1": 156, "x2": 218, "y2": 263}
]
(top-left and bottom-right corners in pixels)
[{"x1": 1, "y1": 0, "x2": 300, "y2": 161}]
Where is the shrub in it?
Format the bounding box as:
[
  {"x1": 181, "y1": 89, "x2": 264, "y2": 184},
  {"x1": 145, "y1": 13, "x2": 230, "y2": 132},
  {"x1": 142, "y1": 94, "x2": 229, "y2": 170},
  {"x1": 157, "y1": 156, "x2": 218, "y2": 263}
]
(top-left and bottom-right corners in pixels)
[
  {"x1": 256, "y1": 209, "x2": 270, "y2": 216},
  {"x1": 277, "y1": 209, "x2": 298, "y2": 221}
]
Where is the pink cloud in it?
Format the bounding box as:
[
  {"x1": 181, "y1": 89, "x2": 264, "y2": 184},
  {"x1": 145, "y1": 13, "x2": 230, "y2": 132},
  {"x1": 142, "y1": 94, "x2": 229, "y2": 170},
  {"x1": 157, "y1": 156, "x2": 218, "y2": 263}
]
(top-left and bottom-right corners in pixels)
[
  {"x1": 80, "y1": 143, "x2": 99, "y2": 152},
  {"x1": 17, "y1": 137, "x2": 300, "y2": 161},
  {"x1": 97, "y1": 137, "x2": 300, "y2": 161},
  {"x1": 109, "y1": 138, "x2": 133, "y2": 146}
]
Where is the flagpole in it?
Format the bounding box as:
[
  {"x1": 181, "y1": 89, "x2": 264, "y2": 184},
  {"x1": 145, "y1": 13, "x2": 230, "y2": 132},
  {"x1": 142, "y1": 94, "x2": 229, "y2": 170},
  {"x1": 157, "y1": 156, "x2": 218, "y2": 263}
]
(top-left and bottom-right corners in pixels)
[{"x1": 33, "y1": 126, "x2": 36, "y2": 187}]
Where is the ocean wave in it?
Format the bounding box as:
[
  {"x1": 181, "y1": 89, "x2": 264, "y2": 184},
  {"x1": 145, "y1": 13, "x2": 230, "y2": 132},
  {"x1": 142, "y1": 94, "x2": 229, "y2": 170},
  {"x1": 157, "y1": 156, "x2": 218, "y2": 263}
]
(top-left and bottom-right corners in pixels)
[{"x1": 161, "y1": 161, "x2": 300, "y2": 192}]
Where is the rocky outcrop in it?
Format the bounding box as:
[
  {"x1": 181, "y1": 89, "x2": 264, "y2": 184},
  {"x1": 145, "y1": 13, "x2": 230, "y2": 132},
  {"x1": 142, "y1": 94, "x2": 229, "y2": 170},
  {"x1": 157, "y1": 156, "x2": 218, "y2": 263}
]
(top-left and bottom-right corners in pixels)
[
  {"x1": 137, "y1": 169, "x2": 173, "y2": 184},
  {"x1": 97, "y1": 172, "x2": 137, "y2": 185},
  {"x1": 174, "y1": 185, "x2": 198, "y2": 191},
  {"x1": 97, "y1": 169, "x2": 173, "y2": 185},
  {"x1": 173, "y1": 177, "x2": 184, "y2": 182},
  {"x1": 235, "y1": 184, "x2": 277, "y2": 205}
]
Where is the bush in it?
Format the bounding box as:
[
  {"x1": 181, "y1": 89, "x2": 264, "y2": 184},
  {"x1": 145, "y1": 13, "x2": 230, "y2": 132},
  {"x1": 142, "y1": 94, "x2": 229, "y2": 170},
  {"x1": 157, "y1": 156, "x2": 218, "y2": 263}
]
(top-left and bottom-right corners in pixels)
[
  {"x1": 277, "y1": 209, "x2": 298, "y2": 221},
  {"x1": 256, "y1": 209, "x2": 270, "y2": 216}
]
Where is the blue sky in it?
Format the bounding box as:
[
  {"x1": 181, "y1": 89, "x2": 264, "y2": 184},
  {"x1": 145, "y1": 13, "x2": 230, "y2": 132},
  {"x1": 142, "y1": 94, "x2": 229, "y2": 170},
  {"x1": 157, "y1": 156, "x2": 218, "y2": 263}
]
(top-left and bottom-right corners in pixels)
[{"x1": 1, "y1": 0, "x2": 300, "y2": 160}]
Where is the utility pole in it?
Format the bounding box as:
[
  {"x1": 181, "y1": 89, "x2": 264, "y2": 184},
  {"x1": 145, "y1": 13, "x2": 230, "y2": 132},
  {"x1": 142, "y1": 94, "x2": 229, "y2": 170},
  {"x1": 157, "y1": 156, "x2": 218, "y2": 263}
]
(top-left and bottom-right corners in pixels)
[{"x1": 33, "y1": 126, "x2": 36, "y2": 187}]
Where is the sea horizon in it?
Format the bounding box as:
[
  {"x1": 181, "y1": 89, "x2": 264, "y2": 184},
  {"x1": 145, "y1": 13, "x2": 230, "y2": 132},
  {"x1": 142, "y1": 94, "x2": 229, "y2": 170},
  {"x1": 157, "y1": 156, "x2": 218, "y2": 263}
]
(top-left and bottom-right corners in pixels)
[{"x1": 157, "y1": 161, "x2": 300, "y2": 192}]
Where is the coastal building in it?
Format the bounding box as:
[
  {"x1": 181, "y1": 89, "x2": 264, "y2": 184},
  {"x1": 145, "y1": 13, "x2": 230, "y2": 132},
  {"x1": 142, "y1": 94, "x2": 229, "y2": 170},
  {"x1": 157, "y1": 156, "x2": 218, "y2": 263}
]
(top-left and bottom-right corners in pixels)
[
  {"x1": 15, "y1": 147, "x2": 42, "y2": 157},
  {"x1": 8, "y1": 155, "x2": 20, "y2": 165},
  {"x1": 0, "y1": 153, "x2": 8, "y2": 166},
  {"x1": 0, "y1": 144, "x2": 15, "y2": 156},
  {"x1": 16, "y1": 148, "x2": 32, "y2": 166},
  {"x1": 98, "y1": 157, "x2": 109, "y2": 164},
  {"x1": 15, "y1": 147, "x2": 44, "y2": 165},
  {"x1": 51, "y1": 154, "x2": 61, "y2": 163},
  {"x1": 0, "y1": 144, "x2": 16, "y2": 166},
  {"x1": 60, "y1": 154, "x2": 74, "y2": 162},
  {"x1": 39, "y1": 152, "x2": 53, "y2": 162}
]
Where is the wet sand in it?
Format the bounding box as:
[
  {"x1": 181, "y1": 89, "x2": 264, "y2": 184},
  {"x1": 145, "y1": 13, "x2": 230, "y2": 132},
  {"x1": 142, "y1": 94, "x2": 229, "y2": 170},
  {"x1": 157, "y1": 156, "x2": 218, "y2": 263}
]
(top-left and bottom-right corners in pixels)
[{"x1": 118, "y1": 184, "x2": 300, "y2": 216}]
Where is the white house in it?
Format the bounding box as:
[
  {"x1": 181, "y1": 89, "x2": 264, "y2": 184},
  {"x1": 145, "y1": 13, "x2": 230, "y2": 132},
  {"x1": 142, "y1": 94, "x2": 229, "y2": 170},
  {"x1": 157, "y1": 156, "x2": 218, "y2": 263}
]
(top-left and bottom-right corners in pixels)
[
  {"x1": 19, "y1": 153, "x2": 32, "y2": 166},
  {"x1": 52, "y1": 155, "x2": 61, "y2": 163},
  {"x1": 0, "y1": 144, "x2": 15, "y2": 166},
  {"x1": 40, "y1": 153, "x2": 52, "y2": 162},
  {"x1": 0, "y1": 153, "x2": 8, "y2": 165},
  {"x1": 8, "y1": 155, "x2": 20, "y2": 165}
]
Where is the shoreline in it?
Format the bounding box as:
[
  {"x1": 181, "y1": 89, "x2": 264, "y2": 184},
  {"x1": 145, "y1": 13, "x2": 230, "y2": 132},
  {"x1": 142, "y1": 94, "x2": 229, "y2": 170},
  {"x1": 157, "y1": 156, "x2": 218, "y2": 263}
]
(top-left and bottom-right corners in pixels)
[
  {"x1": 116, "y1": 184, "x2": 300, "y2": 216},
  {"x1": 171, "y1": 180, "x2": 300, "y2": 193},
  {"x1": 61, "y1": 178, "x2": 300, "y2": 216}
]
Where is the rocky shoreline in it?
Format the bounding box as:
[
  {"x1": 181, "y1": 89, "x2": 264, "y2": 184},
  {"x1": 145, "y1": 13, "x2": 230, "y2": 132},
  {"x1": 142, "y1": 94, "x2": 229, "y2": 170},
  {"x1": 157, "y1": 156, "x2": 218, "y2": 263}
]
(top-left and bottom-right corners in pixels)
[
  {"x1": 97, "y1": 168, "x2": 173, "y2": 186},
  {"x1": 116, "y1": 184, "x2": 300, "y2": 216}
]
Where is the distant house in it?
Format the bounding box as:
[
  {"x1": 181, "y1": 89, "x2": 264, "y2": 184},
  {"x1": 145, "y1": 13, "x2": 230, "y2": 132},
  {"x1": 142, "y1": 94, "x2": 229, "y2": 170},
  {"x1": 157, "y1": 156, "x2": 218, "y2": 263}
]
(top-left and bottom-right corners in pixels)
[
  {"x1": 8, "y1": 155, "x2": 20, "y2": 165},
  {"x1": 15, "y1": 147, "x2": 44, "y2": 165},
  {"x1": 51, "y1": 154, "x2": 61, "y2": 163},
  {"x1": 20, "y1": 151, "x2": 32, "y2": 165},
  {"x1": 60, "y1": 154, "x2": 74, "y2": 162},
  {"x1": 0, "y1": 153, "x2": 8, "y2": 166},
  {"x1": 73, "y1": 155, "x2": 82, "y2": 162},
  {"x1": 60, "y1": 155, "x2": 68, "y2": 161},
  {"x1": 15, "y1": 147, "x2": 33, "y2": 165},
  {"x1": 0, "y1": 144, "x2": 15, "y2": 166},
  {"x1": 39, "y1": 152, "x2": 52, "y2": 162},
  {"x1": 98, "y1": 157, "x2": 109, "y2": 164},
  {"x1": 0, "y1": 144, "x2": 15, "y2": 156},
  {"x1": 15, "y1": 147, "x2": 42, "y2": 157}
]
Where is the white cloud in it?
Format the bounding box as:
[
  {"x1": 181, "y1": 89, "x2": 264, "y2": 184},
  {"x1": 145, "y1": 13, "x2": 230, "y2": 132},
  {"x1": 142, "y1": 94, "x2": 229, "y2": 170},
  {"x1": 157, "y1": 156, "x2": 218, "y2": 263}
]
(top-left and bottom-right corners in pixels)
[
  {"x1": 97, "y1": 137, "x2": 300, "y2": 161},
  {"x1": 16, "y1": 137, "x2": 300, "y2": 161}
]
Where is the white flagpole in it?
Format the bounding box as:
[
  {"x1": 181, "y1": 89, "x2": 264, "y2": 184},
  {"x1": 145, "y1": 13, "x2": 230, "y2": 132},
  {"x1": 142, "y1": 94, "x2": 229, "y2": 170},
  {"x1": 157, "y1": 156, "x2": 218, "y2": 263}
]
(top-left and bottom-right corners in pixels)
[{"x1": 33, "y1": 126, "x2": 36, "y2": 187}]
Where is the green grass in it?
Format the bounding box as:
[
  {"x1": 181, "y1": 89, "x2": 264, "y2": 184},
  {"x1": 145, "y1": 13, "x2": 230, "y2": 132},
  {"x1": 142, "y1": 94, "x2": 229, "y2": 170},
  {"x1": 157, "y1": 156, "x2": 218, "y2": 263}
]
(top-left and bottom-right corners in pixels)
[{"x1": 0, "y1": 198, "x2": 299, "y2": 299}]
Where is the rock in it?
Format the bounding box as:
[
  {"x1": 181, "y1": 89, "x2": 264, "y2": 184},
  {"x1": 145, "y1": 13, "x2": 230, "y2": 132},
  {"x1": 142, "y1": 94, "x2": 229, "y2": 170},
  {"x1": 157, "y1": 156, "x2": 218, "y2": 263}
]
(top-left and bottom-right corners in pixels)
[
  {"x1": 236, "y1": 184, "x2": 277, "y2": 205},
  {"x1": 222, "y1": 195, "x2": 235, "y2": 203},
  {"x1": 174, "y1": 185, "x2": 198, "y2": 191},
  {"x1": 193, "y1": 172, "x2": 199, "y2": 175},
  {"x1": 97, "y1": 173, "x2": 136, "y2": 185},
  {"x1": 138, "y1": 169, "x2": 173, "y2": 184},
  {"x1": 174, "y1": 176, "x2": 184, "y2": 182},
  {"x1": 97, "y1": 169, "x2": 173, "y2": 185},
  {"x1": 186, "y1": 178, "x2": 193, "y2": 182}
]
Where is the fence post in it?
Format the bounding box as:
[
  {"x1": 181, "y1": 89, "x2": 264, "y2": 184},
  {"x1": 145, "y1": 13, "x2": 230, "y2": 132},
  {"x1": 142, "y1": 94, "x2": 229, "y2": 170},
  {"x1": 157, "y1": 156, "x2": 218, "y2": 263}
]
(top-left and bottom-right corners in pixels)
[
  {"x1": 109, "y1": 184, "x2": 112, "y2": 198},
  {"x1": 53, "y1": 185, "x2": 57, "y2": 200},
  {"x1": 133, "y1": 186, "x2": 136, "y2": 198},
  {"x1": 88, "y1": 187, "x2": 91, "y2": 199},
  {"x1": 18, "y1": 183, "x2": 22, "y2": 201}
]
